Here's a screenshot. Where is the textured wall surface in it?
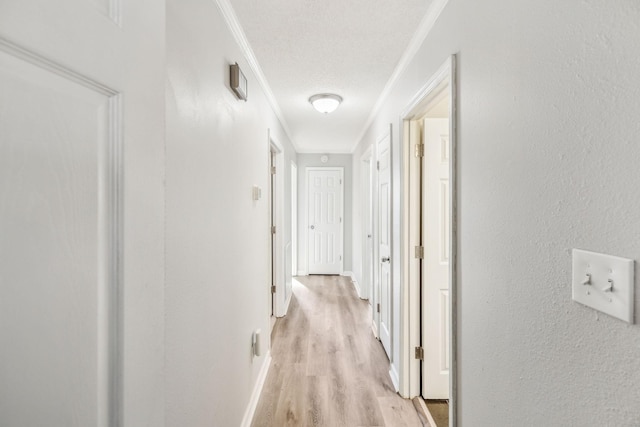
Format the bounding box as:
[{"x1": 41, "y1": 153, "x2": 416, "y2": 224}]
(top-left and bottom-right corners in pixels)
[
  {"x1": 165, "y1": 0, "x2": 295, "y2": 425},
  {"x1": 353, "y1": 0, "x2": 640, "y2": 425}
]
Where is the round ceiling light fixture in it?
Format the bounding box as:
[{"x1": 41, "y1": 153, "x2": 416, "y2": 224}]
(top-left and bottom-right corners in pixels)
[{"x1": 309, "y1": 93, "x2": 343, "y2": 114}]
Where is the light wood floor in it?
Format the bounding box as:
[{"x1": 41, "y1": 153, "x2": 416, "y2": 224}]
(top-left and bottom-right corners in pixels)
[{"x1": 251, "y1": 275, "x2": 423, "y2": 427}]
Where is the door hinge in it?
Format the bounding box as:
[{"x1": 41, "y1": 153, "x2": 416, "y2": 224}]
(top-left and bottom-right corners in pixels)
[
  {"x1": 271, "y1": 226, "x2": 276, "y2": 235},
  {"x1": 271, "y1": 166, "x2": 276, "y2": 175},
  {"x1": 415, "y1": 346, "x2": 424, "y2": 360},
  {"x1": 377, "y1": 303, "x2": 381, "y2": 313},
  {"x1": 415, "y1": 144, "x2": 424, "y2": 158},
  {"x1": 376, "y1": 161, "x2": 380, "y2": 170},
  {"x1": 271, "y1": 285, "x2": 276, "y2": 294},
  {"x1": 414, "y1": 245, "x2": 424, "y2": 259}
]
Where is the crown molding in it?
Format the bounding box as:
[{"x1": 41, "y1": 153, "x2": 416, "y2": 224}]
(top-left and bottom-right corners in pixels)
[
  {"x1": 214, "y1": 0, "x2": 300, "y2": 152},
  {"x1": 351, "y1": 0, "x2": 450, "y2": 153}
]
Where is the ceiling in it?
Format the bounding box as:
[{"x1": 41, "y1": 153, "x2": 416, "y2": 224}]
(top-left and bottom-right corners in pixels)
[{"x1": 226, "y1": 0, "x2": 436, "y2": 153}]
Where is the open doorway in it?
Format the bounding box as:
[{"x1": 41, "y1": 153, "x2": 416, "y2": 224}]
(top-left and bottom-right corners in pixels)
[
  {"x1": 402, "y1": 56, "x2": 457, "y2": 426},
  {"x1": 291, "y1": 162, "x2": 297, "y2": 278},
  {"x1": 269, "y1": 131, "x2": 287, "y2": 333},
  {"x1": 269, "y1": 145, "x2": 277, "y2": 331}
]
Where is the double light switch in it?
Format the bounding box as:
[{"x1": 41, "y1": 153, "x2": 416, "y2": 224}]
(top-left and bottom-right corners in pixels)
[{"x1": 572, "y1": 249, "x2": 634, "y2": 323}]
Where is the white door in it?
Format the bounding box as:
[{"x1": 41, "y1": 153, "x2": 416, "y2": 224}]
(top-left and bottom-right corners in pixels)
[
  {"x1": 307, "y1": 168, "x2": 343, "y2": 274},
  {"x1": 0, "y1": 2, "x2": 164, "y2": 426},
  {"x1": 377, "y1": 134, "x2": 392, "y2": 357},
  {"x1": 271, "y1": 149, "x2": 277, "y2": 318},
  {"x1": 361, "y1": 155, "x2": 373, "y2": 300},
  {"x1": 422, "y1": 118, "x2": 451, "y2": 399}
]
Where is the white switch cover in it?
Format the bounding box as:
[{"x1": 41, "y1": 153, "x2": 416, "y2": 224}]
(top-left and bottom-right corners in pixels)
[
  {"x1": 572, "y1": 249, "x2": 634, "y2": 323},
  {"x1": 252, "y1": 186, "x2": 262, "y2": 201}
]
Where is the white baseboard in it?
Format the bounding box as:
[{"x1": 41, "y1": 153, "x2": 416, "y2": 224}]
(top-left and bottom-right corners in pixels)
[
  {"x1": 389, "y1": 363, "x2": 400, "y2": 392},
  {"x1": 352, "y1": 280, "x2": 363, "y2": 299},
  {"x1": 296, "y1": 270, "x2": 307, "y2": 276},
  {"x1": 342, "y1": 271, "x2": 365, "y2": 299},
  {"x1": 281, "y1": 292, "x2": 292, "y2": 317},
  {"x1": 371, "y1": 320, "x2": 379, "y2": 339},
  {"x1": 240, "y1": 351, "x2": 272, "y2": 427}
]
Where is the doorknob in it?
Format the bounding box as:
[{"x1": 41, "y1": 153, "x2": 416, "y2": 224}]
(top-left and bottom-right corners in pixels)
[
  {"x1": 310, "y1": 225, "x2": 315, "y2": 230},
  {"x1": 381, "y1": 256, "x2": 390, "y2": 263}
]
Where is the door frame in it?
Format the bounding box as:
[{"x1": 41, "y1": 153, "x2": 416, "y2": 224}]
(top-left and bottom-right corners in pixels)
[
  {"x1": 268, "y1": 130, "x2": 287, "y2": 319},
  {"x1": 360, "y1": 147, "x2": 374, "y2": 301},
  {"x1": 400, "y1": 55, "x2": 458, "y2": 425},
  {"x1": 291, "y1": 161, "x2": 298, "y2": 277},
  {"x1": 305, "y1": 166, "x2": 344, "y2": 275},
  {"x1": 375, "y1": 127, "x2": 395, "y2": 384}
]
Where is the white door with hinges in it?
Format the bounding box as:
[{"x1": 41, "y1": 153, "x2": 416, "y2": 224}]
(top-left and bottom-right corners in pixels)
[
  {"x1": 377, "y1": 133, "x2": 392, "y2": 358},
  {"x1": 0, "y1": 1, "x2": 165, "y2": 426},
  {"x1": 307, "y1": 168, "x2": 343, "y2": 274},
  {"x1": 422, "y1": 117, "x2": 451, "y2": 399}
]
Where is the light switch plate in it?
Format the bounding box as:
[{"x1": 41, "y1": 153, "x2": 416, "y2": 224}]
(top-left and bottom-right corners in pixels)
[
  {"x1": 252, "y1": 186, "x2": 262, "y2": 201},
  {"x1": 572, "y1": 249, "x2": 634, "y2": 323}
]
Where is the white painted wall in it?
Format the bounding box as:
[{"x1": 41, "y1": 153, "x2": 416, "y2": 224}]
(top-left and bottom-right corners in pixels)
[
  {"x1": 296, "y1": 154, "x2": 353, "y2": 275},
  {"x1": 352, "y1": 0, "x2": 640, "y2": 424},
  {"x1": 165, "y1": 1, "x2": 295, "y2": 426}
]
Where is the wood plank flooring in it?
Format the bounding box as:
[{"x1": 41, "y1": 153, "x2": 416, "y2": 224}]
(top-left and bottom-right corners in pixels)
[{"x1": 252, "y1": 275, "x2": 423, "y2": 427}]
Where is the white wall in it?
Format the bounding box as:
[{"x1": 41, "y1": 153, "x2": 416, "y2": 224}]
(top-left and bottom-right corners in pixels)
[
  {"x1": 352, "y1": 0, "x2": 640, "y2": 424},
  {"x1": 165, "y1": 1, "x2": 295, "y2": 425},
  {"x1": 296, "y1": 154, "x2": 353, "y2": 274}
]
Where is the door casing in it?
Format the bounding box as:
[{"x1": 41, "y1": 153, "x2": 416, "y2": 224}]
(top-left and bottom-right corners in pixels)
[
  {"x1": 360, "y1": 147, "x2": 374, "y2": 301},
  {"x1": 400, "y1": 55, "x2": 458, "y2": 425},
  {"x1": 269, "y1": 131, "x2": 288, "y2": 320}
]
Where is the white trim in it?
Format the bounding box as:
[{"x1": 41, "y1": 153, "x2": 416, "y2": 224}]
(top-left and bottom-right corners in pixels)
[
  {"x1": 214, "y1": 0, "x2": 299, "y2": 152},
  {"x1": 291, "y1": 162, "x2": 298, "y2": 278},
  {"x1": 401, "y1": 57, "x2": 454, "y2": 119},
  {"x1": 296, "y1": 270, "x2": 307, "y2": 277},
  {"x1": 351, "y1": 0, "x2": 451, "y2": 152},
  {"x1": 414, "y1": 398, "x2": 439, "y2": 427},
  {"x1": 282, "y1": 292, "x2": 292, "y2": 316},
  {"x1": 352, "y1": 280, "x2": 363, "y2": 300},
  {"x1": 269, "y1": 131, "x2": 287, "y2": 318},
  {"x1": 341, "y1": 271, "x2": 365, "y2": 300},
  {"x1": 296, "y1": 147, "x2": 354, "y2": 155},
  {"x1": 359, "y1": 146, "x2": 374, "y2": 302},
  {"x1": 389, "y1": 364, "x2": 400, "y2": 392},
  {"x1": 241, "y1": 351, "x2": 272, "y2": 427},
  {"x1": 399, "y1": 55, "x2": 458, "y2": 425}
]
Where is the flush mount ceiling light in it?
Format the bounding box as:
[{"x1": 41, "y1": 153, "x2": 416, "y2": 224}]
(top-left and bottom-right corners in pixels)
[{"x1": 309, "y1": 94, "x2": 343, "y2": 114}]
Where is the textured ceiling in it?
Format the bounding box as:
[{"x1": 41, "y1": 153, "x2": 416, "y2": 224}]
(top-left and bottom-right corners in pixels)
[{"x1": 228, "y1": 0, "x2": 433, "y2": 153}]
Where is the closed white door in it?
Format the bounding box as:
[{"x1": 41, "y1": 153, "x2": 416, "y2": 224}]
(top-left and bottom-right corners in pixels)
[
  {"x1": 361, "y1": 155, "x2": 373, "y2": 300},
  {"x1": 422, "y1": 118, "x2": 451, "y2": 399},
  {"x1": 0, "y1": 2, "x2": 164, "y2": 426},
  {"x1": 377, "y1": 135, "x2": 392, "y2": 358},
  {"x1": 307, "y1": 168, "x2": 343, "y2": 274},
  {"x1": 271, "y1": 149, "x2": 277, "y2": 317}
]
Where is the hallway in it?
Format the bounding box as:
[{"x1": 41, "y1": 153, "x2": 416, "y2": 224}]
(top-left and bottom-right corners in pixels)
[{"x1": 251, "y1": 276, "x2": 422, "y2": 427}]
